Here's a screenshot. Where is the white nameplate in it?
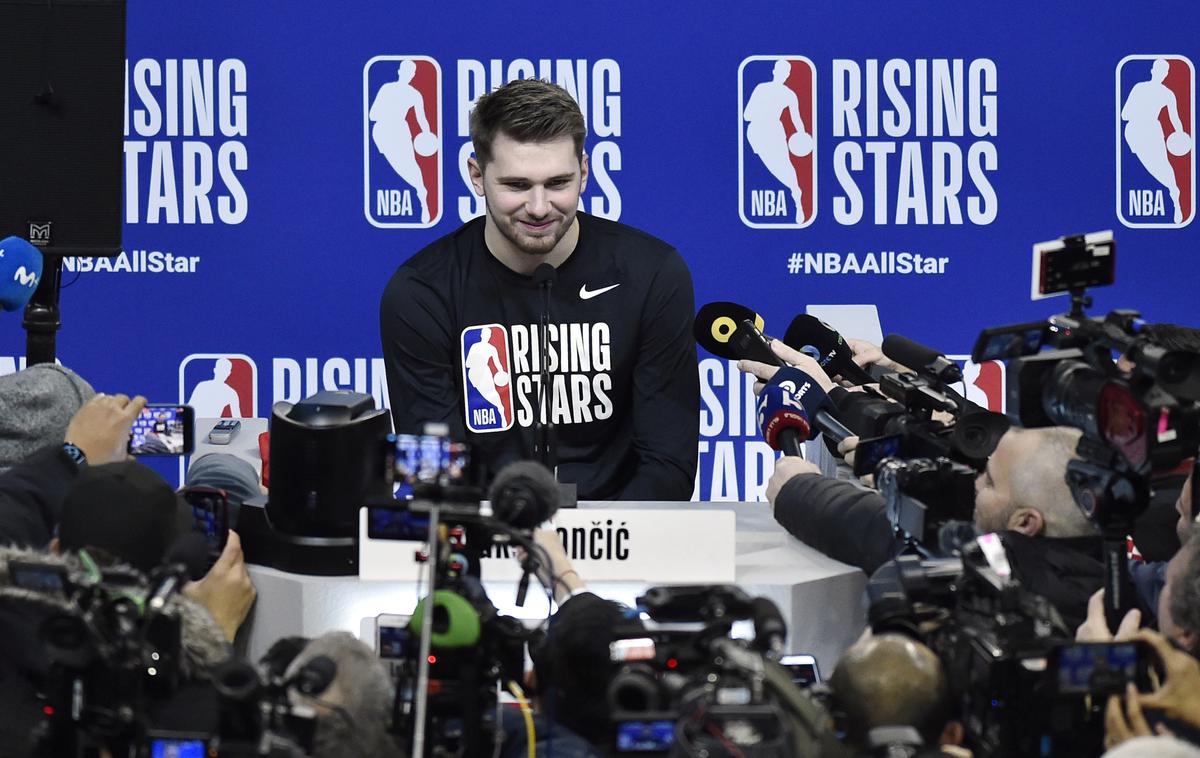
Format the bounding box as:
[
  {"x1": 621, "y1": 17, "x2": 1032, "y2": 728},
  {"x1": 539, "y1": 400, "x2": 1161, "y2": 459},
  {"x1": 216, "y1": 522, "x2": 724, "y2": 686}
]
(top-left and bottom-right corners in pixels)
[{"x1": 359, "y1": 508, "x2": 736, "y2": 584}]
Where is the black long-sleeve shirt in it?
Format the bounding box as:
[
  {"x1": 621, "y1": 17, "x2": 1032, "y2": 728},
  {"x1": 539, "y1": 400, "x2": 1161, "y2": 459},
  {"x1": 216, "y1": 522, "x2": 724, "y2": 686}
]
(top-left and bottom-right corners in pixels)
[{"x1": 380, "y1": 213, "x2": 699, "y2": 501}]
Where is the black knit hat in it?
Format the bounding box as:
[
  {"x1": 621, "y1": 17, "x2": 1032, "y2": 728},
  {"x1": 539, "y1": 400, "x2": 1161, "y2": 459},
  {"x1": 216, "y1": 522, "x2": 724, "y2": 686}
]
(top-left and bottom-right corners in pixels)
[{"x1": 59, "y1": 462, "x2": 187, "y2": 574}]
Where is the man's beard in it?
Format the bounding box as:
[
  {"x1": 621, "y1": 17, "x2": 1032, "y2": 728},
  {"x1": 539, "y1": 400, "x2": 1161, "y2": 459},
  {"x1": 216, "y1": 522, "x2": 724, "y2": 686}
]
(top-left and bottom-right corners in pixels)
[{"x1": 489, "y1": 199, "x2": 576, "y2": 256}]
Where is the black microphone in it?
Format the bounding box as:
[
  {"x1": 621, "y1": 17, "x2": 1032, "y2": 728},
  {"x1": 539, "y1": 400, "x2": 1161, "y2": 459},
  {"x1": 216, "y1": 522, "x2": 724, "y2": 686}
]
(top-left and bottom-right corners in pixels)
[
  {"x1": 532, "y1": 264, "x2": 557, "y2": 471},
  {"x1": 751, "y1": 597, "x2": 787, "y2": 657},
  {"x1": 881, "y1": 333, "x2": 963, "y2": 384},
  {"x1": 782, "y1": 314, "x2": 876, "y2": 385},
  {"x1": 292, "y1": 655, "x2": 337, "y2": 697},
  {"x1": 148, "y1": 532, "x2": 209, "y2": 612},
  {"x1": 489, "y1": 460, "x2": 561, "y2": 530},
  {"x1": 693, "y1": 301, "x2": 778, "y2": 365},
  {"x1": 490, "y1": 460, "x2": 561, "y2": 607}
]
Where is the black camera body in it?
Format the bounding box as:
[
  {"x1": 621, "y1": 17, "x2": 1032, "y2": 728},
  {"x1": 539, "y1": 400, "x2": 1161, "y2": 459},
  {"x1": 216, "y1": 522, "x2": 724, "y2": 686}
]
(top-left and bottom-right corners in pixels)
[
  {"x1": 867, "y1": 545, "x2": 1114, "y2": 758},
  {"x1": 875, "y1": 457, "x2": 977, "y2": 556},
  {"x1": 605, "y1": 585, "x2": 824, "y2": 756}
]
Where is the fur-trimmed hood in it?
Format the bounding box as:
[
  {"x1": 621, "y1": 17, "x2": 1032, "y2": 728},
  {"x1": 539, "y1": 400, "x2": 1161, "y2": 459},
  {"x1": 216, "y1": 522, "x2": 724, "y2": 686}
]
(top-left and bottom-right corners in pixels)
[{"x1": 0, "y1": 544, "x2": 231, "y2": 678}]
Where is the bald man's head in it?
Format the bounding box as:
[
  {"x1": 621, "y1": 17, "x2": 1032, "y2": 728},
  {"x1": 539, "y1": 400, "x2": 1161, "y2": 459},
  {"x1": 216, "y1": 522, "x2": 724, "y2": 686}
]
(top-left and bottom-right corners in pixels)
[{"x1": 830, "y1": 633, "x2": 952, "y2": 749}]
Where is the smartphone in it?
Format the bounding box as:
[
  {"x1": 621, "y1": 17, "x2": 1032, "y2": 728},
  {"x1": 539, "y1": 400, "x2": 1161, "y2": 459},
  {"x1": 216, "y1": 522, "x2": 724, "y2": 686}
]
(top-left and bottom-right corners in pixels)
[
  {"x1": 182, "y1": 486, "x2": 230, "y2": 555},
  {"x1": 129, "y1": 404, "x2": 194, "y2": 456},
  {"x1": 780, "y1": 653, "x2": 821, "y2": 687},
  {"x1": 613, "y1": 720, "x2": 675, "y2": 753},
  {"x1": 8, "y1": 560, "x2": 72, "y2": 596},
  {"x1": 376, "y1": 614, "x2": 413, "y2": 658},
  {"x1": 853, "y1": 434, "x2": 903, "y2": 478},
  {"x1": 146, "y1": 732, "x2": 211, "y2": 758},
  {"x1": 1051, "y1": 641, "x2": 1153, "y2": 696},
  {"x1": 376, "y1": 614, "x2": 413, "y2": 680}
]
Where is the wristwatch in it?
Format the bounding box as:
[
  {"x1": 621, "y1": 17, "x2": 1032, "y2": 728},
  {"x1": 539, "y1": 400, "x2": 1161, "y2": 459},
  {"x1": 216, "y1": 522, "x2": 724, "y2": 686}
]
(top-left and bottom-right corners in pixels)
[{"x1": 61, "y1": 442, "x2": 88, "y2": 471}]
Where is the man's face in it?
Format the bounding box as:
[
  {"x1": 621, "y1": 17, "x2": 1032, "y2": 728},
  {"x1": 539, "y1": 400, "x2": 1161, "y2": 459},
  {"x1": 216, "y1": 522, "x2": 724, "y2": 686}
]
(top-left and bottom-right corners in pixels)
[
  {"x1": 470, "y1": 133, "x2": 588, "y2": 257},
  {"x1": 1177, "y1": 468, "x2": 1195, "y2": 546},
  {"x1": 1159, "y1": 547, "x2": 1191, "y2": 646},
  {"x1": 973, "y1": 430, "x2": 1037, "y2": 533}
]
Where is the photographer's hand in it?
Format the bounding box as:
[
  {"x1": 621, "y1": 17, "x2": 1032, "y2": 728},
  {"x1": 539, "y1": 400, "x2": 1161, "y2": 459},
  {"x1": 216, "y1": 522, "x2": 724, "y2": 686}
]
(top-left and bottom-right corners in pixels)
[
  {"x1": 1134, "y1": 629, "x2": 1200, "y2": 728},
  {"x1": 64, "y1": 393, "x2": 147, "y2": 465},
  {"x1": 847, "y1": 338, "x2": 910, "y2": 373},
  {"x1": 739, "y1": 340, "x2": 836, "y2": 396},
  {"x1": 526, "y1": 529, "x2": 584, "y2": 604},
  {"x1": 767, "y1": 455, "x2": 821, "y2": 503},
  {"x1": 184, "y1": 530, "x2": 257, "y2": 642},
  {"x1": 1104, "y1": 683, "x2": 1164, "y2": 750},
  {"x1": 1076, "y1": 589, "x2": 1141, "y2": 642}
]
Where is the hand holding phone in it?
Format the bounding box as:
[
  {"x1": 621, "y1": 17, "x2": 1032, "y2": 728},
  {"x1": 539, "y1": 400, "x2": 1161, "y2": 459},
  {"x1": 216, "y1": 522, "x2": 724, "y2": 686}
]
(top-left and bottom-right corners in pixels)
[
  {"x1": 182, "y1": 486, "x2": 229, "y2": 555},
  {"x1": 128, "y1": 404, "x2": 194, "y2": 456}
]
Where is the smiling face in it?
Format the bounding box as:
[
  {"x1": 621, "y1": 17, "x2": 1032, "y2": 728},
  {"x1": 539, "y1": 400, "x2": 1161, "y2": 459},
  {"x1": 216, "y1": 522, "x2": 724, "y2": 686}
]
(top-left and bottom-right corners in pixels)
[{"x1": 469, "y1": 132, "x2": 588, "y2": 273}]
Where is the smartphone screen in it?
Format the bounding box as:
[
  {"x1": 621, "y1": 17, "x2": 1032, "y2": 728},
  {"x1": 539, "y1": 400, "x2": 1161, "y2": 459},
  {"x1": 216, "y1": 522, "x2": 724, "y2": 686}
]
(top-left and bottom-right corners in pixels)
[
  {"x1": 148, "y1": 734, "x2": 209, "y2": 758},
  {"x1": 853, "y1": 434, "x2": 903, "y2": 478},
  {"x1": 1053, "y1": 642, "x2": 1150, "y2": 695},
  {"x1": 182, "y1": 487, "x2": 229, "y2": 554},
  {"x1": 129, "y1": 404, "x2": 194, "y2": 456},
  {"x1": 614, "y1": 720, "x2": 675, "y2": 752},
  {"x1": 780, "y1": 654, "x2": 821, "y2": 687}
]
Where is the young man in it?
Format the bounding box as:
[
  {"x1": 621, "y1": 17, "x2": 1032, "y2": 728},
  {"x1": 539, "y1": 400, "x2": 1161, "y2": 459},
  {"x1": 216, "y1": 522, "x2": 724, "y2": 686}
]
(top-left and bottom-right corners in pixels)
[{"x1": 380, "y1": 79, "x2": 698, "y2": 501}]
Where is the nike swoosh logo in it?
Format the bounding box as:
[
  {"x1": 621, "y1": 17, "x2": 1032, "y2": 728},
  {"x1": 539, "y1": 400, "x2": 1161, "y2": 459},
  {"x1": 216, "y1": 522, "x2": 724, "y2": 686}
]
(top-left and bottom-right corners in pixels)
[{"x1": 579, "y1": 283, "x2": 620, "y2": 300}]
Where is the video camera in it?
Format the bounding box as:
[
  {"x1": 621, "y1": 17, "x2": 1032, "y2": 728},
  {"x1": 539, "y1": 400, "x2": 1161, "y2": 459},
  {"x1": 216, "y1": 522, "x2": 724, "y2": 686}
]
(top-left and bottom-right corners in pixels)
[
  {"x1": 366, "y1": 429, "x2": 559, "y2": 756},
  {"x1": 976, "y1": 230, "x2": 1200, "y2": 627},
  {"x1": 606, "y1": 585, "x2": 832, "y2": 756},
  {"x1": 866, "y1": 538, "x2": 1151, "y2": 758}
]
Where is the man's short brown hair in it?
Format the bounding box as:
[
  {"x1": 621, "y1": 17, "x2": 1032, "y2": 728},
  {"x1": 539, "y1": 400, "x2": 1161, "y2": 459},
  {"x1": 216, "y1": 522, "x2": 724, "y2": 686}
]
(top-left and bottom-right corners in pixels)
[{"x1": 469, "y1": 79, "x2": 587, "y2": 168}]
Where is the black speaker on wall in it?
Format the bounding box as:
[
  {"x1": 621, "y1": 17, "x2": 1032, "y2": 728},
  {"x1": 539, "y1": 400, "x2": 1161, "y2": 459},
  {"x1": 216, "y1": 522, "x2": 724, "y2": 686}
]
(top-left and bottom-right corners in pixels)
[{"x1": 0, "y1": 0, "x2": 126, "y2": 256}]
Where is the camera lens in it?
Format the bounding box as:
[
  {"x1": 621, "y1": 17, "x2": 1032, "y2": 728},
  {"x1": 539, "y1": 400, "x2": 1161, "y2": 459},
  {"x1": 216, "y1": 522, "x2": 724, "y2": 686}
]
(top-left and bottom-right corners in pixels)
[
  {"x1": 608, "y1": 664, "x2": 665, "y2": 713},
  {"x1": 1043, "y1": 361, "x2": 1106, "y2": 437}
]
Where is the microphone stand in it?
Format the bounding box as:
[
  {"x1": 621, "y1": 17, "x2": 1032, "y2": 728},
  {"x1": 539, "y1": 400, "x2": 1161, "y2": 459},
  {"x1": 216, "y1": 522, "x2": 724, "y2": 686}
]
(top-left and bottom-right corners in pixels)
[
  {"x1": 533, "y1": 264, "x2": 556, "y2": 472},
  {"x1": 22, "y1": 253, "x2": 63, "y2": 366}
]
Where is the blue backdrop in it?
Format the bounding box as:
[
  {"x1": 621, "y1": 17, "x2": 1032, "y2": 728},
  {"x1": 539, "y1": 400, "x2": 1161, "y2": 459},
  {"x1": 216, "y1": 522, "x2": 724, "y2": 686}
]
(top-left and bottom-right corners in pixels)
[{"x1": 2, "y1": 0, "x2": 1197, "y2": 499}]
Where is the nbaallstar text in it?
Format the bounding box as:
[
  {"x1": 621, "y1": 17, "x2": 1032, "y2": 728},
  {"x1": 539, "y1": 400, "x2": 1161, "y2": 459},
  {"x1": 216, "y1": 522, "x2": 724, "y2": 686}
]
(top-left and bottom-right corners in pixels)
[{"x1": 785, "y1": 250, "x2": 949, "y2": 275}]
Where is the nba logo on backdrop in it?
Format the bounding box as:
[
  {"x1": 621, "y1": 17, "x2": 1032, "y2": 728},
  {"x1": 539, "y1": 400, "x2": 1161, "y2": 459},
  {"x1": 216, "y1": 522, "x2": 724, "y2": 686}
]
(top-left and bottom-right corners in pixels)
[
  {"x1": 951, "y1": 359, "x2": 1006, "y2": 414},
  {"x1": 363, "y1": 55, "x2": 443, "y2": 228},
  {"x1": 179, "y1": 354, "x2": 258, "y2": 418},
  {"x1": 1116, "y1": 55, "x2": 1195, "y2": 228},
  {"x1": 738, "y1": 56, "x2": 817, "y2": 229},
  {"x1": 460, "y1": 325, "x2": 514, "y2": 433}
]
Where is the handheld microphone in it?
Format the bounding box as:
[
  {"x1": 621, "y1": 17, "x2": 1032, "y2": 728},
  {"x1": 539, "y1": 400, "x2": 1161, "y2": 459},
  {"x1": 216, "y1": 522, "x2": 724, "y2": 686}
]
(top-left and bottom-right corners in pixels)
[
  {"x1": 0, "y1": 236, "x2": 44, "y2": 312},
  {"x1": 756, "y1": 381, "x2": 810, "y2": 457},
  {"x1": 881, "y1": 333, "x2": 963, "y2": 384},
  {"x1": 765, "y1": 366, "x2": 853, "y2": 445},
  {"x1": 783, "y1": 314, "x2": 876, "y2": 385},
  {"x1": 693, "y1": 301, "x2": 778, "y2": 364},
  {"x1": 489, "y1": 460, "x2": 560, "y2": 606}
]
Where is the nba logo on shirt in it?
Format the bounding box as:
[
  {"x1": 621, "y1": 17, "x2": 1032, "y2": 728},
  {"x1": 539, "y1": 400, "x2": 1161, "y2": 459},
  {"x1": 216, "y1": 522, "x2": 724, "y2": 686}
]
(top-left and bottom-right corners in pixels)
[
  {"x1": 1116, "y1": 55, "x2": 1195, "y2": 228},
  {"x1": 363, "y1": 55, "x2": 443, "y2": 229},
  {"x1": 460, "y1": 325, "x2": 514, "y2": 433},
  {"x1": 179, "y1": 354, "x2": 258, "y2": 418},
  {"x1": 738, "y1": 56, "x2": 817, "y2": 229},
  {"x1": 950, "y1": 359, "x2": 1006, "y2": 414}
]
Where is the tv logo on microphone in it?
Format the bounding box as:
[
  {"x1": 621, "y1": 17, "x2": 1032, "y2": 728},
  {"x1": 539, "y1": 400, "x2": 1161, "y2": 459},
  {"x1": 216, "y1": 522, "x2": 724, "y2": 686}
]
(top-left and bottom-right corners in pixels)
[
  {"x1": 363, "y1": 55, "x2": 443, "y2": 229},
  {"x1": 12, "y1": 267, "x2": 38, "y2": 288},
  {"x1": 738, "y1": 55, "x2": 817, "y2": 229},
  {"x1": 179, "y1": 354, "x2": 258, "y2": 418},
  {"x1": 1117, "y1": 55, "x2": 1195, "y2": 228},
  {"x1": 461, "y1": 325, "x2": 514, "y2": 433}
]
